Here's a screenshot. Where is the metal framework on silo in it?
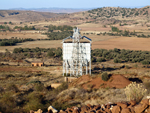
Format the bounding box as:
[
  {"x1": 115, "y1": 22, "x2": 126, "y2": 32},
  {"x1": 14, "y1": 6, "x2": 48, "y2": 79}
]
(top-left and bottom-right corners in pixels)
[{"x1": 62, "y1": 28, "x2": 92, "y2": 76}]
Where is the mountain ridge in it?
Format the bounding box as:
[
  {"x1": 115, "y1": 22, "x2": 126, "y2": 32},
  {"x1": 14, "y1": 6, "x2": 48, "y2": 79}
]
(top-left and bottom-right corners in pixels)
[{"x1": 0, "y1": 6, "x2": 150, "y2": 22}]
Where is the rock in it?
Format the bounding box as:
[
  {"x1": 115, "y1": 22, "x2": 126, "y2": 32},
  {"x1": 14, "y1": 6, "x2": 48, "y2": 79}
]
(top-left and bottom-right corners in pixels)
[
  {"x1": 145, "y1": 106, "x2": 150, "y2": 113},
  {"x1": 48, "y1": 106, "x2": 58, "y2": 113},
  {"x1": 30, "y1": 110, "x2": 35, "y2": 113},
  {"x1": 65, "y1": 108, "x2": 73, "y2": 112},
  {"x1": 106, "y1": 104, "x2": 111, "y2": 109},
  {"x1": 101, "y1": 104, "x2": 105, "y2": 111},
  {"x1": 87, "y1": 104, "x2": 92, "y2": 108},
  {"x1": 121, "y1": 108, "x2": 131, "y2": 113},
  {"x1": 111, "y1": 105, "x2": 121, "y2": 113},
  {"x1": 105, "y1": 108, "x2": 111, "y2": 113},
  {"x1": 147, "y1": 96, "x2": 150, "y2": 99},
  {"x1": 117, "y1": 102, "x2": 128, "y2": 109},
  {"x1": 96, "y1": 110, "x2": 103, "y2": 113},
  {"x1": 93, "y1": 105, "x2": 101, "y2": 110},
  {"x1": 127, "y1": 106, "x2": 135, "y2": 113},
  {"x1": 59, "y1": 111, "x2": 67, "y2": 113},
  {"x1": 34, "y1": 109, "x2": 43, "y2": 113},
  {"x1": 141, "y1": 99, "x2": 149, "y2": 105},
  {"x1": 129, "y1": 100, "x2": 136, "y2": 106},
  {"x1": 110, "y1": 105, "x2": 114, "y2": 111},
  {"x1": 87, "y1": 110, "x2": 96, "y2": 113},
  {"x1": 59, "y1": 110, "x2": 64, "y2": 112},
  {"x1": 81, "y1": 105, "x2": 90, "y2": 112},
  {"x1": 72, "y1": 108, "x2": 79, "y2": 113},
  {"x1": 134, "y1": 103, "x2": 148, "y2": 113},
  {"x1": 80, "y1": 111, "x2": 86, "y2": 113}
]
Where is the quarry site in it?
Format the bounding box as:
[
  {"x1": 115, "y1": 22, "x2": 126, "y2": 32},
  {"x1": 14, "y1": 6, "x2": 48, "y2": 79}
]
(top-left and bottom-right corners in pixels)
[{"x1": 0, "y1": 5, "x2": 150, "y2": 113}]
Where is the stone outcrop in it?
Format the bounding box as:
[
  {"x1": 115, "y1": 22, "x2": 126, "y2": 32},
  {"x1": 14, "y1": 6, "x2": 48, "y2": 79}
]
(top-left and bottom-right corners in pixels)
[{"x1": 30, "y1": 98, "x2": 150, "y2": 113}]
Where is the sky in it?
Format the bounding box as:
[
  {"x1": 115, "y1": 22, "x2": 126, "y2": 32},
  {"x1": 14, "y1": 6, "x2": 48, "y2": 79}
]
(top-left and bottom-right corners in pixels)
[{"x1": 0, "y1": 0, "x2": 150, "y2": 9}]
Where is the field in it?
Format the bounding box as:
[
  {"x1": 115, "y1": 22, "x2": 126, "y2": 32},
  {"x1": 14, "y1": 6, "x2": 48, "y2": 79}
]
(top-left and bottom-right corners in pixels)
[
  {"x1": 1, "y1": 34, "x2": 150, "y2": 53},
  {"x1": 0, "y1": 6, "x2": 150, "y2": 112}
]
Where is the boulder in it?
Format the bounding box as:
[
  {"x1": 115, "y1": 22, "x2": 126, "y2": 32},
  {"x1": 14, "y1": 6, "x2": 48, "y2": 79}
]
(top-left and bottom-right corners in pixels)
[
  {"x1": 117, "y1": 102, "x2": 128, "y2": 109},
  {"x1": 140, "y1": 99, "x2": 149, "y2": 105},
  {"x1": 93, "y1": 105, "x2": 101, "y2": 111},
  {"x1": 87, "y1": 110, "x2": 96, "y2": 113},
  {"x1": 30, "y1": 110, "x2": 35, "y2": 113},
  {"x1": 134, "y1": 103, "x2": 148, "y2": 113},
  {"x1": 59, "y1": 111, "x2": 68, "y2": 113},
  {"x1": 106, "y1": 104, "x2": 111, "y2": 109},
  {"x1": 72, "y1": 108, "x2": 79, "y2": 113},
  {"x1": 81, "y1": 105, "x2": 90, "y2": 112},
  {"x1": 129, "y1": 100, "x2": 136, "y2": 106},
  {"x1": 127, "y1": 106, "x2": 135, "y2": 113},
  {"x1": 87, "y1": 104, "x2": 92, "y2": 109},
  {"x1": 105, "y1": 108, "x2": 111, "y2": 113},
  {"x1": 80, "y1": 111, "x2": 86, "y2": 113},
  {"x1": 145, "y1": 106, "x2": 150, "y2": 113},
  {"x1": 121, "y1": 108, "x2": 131, "y2": 113},
  {"x1": 111, "y1": 105, "x2": 121, "y2": 113},
  {"x1": 48, "y1": 106, "x2": 58, "y2": 113},
  {"x1": 96, "y1": 110, "x2": 103, "y2": 113},
  {"x1": 65, "y1": 108, "x2": 73, "y2": 112},
  {"x1": 34, "y1": 109, "x2": 43, "y2": 113},
  {"x1": 101, "y1": 104, "x2": 105, "y2": 111}
]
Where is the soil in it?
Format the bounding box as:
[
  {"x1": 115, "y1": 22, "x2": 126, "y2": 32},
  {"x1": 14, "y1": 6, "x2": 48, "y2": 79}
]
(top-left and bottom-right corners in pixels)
[
  {"x1": 92, "y1": 36, "x2": 150, "y2": 51},
  {"x1": 0, "y1": 66, "x2": 40, "y2": 72},
  {"x1": 69, "y1": 74, "x2": 131, "y2": 89}
]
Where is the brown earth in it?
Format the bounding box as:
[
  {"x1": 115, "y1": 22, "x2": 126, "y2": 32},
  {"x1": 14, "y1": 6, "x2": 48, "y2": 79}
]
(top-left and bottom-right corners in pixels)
[
  {"x1": 92, "y1": 36, "x2": 150, "y2": 51},
  {"x1": 0, "y1": 66, "x2": 40, "y2": 72},
  {"x1": 69, "y1": 75, "x2": 131, "y2": 89}
]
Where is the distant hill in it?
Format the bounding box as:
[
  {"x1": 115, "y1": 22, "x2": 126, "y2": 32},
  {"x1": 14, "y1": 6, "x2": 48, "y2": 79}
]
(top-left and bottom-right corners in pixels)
[
  {"x1": 9, "y1": 8, "x2": 90, "y2": 13},
  {"x1": 57, "y1": 6, "x2": 150, "y2": 25},
  {"x1": 0, "y1": 10, "x2": 62, "y2": 22},
  {"x1": 85, "y1": 6, "x2": 150, "y2": 19},
  {"x1": 0, "y1": 6, "x2": 150, "y2": 23}
]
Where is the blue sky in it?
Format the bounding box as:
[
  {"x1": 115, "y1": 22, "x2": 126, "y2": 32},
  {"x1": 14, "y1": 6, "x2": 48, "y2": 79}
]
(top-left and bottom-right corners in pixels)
[{"x1": 0, "y1": 0, "x2": 150, "y2": 9}]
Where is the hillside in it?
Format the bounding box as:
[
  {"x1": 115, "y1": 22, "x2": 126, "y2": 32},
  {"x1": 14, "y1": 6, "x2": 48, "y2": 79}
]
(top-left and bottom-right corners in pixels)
[
  {"x1": 53, "y1": 6, "x2": 150, "y2": 26},
  {"x1": 10, "y1": 8, "x2": 90, "y2": 13},
  {"x1": 85, "y1": 6, "x2": 150, "y2": 19},
  {"x1": 0, "y1": 10, "x2": 62, "y2": 22},
  {"x1": 0, "y1": 6, "x2": 150, "y2": 24}
]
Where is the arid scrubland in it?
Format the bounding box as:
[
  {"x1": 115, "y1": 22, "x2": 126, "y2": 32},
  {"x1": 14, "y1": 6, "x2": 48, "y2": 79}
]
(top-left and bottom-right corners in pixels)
[{"x1": 0, "y1": 6, "x2": 150, "y2": 113}]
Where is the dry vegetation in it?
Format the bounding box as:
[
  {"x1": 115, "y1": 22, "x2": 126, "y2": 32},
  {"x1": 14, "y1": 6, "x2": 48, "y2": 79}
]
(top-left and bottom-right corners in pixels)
[{"x1": 0, "y1": 6, "x2": 150, "y2": 112}]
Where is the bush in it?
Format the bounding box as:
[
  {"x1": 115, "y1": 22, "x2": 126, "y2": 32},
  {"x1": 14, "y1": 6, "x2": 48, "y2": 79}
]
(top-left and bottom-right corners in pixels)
[
  {"x1": 47, "y1": 50, "x2": 54, "y2": 57},
  {"x1": 6, "y1": 83, "x2": 19, "y2": 92},
  {"x1": 96, "y1": 57, "x2": 106, "y2": 62},
  {"x1": 114, "y1": 58, "x2": 122, "y2": 63},
  {"x1": 101, "y1": 72, "x2": 109, "y2": 81},
  {"x1": 0, "y1": 92, "x2": 17, "y2": 113},
  {"x1": 34, "y1": 83, "x2": 45, "y2": 92},
  {"x1": 144, "y1": 82, "x2": 150, "y2": 94},
  {"x1": 124, "y1": 82, "x2": 147, "y2": 103},
  {"x1": 24, "y1": 92, "x2": 45, "y2": 112}
]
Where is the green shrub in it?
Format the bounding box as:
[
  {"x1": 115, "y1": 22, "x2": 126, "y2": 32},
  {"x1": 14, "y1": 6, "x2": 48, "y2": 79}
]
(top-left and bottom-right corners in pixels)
[
  {"x1": 47, "y1": 50, "x2": 54, "y2": 57},
  {"x1": 144, "y1": 82, "x2": 150, "y2": 94},
  {"x1": 124, "y1": 82, "x2": 147, "y2": 103},
  {"x1": 34, "y1": 83, "x2": 45, "y2": 92},
  {"x1": 114, "y1": 58, "x2": 122, "y2": 63},
  {"x1": 24, "y1": 92, "x2": 45, "y2": 111},
  {"x1": 96, "y1": 57, "x2": 106, "y2": 62},
  {"x1": 0, "y1": 92, "x2": 17, "y2": 113},
  {"x1": 101, "y1": 72, "x2": 109, "y2": 81},
  {"x1": 6, "y1": 83, "x2": 19, "y2": 92},
  {"x1": 141, "y1": 60, "x2": 150, "y2": 65}
]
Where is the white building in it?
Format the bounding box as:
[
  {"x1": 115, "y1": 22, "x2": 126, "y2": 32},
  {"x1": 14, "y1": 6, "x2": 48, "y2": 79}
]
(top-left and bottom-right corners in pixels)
[{"x1": 62, "y1": 28, "x2": 92, "y2": 76}]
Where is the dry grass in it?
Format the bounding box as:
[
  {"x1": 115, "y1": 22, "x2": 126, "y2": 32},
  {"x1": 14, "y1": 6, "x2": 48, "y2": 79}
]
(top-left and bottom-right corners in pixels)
[
  {"x1": 92, "y1": 36, "x2": 150, "y2": 51},
  {"x1": 124, "y1": 82, "x2": 147, "y2": 103},
  {"x1": 0, "y1": 40, "x2": 62, "y2": 52}
]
